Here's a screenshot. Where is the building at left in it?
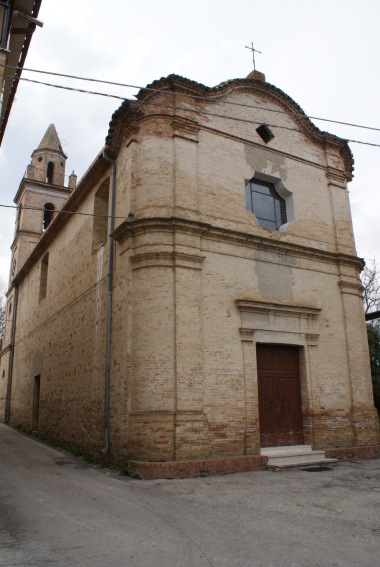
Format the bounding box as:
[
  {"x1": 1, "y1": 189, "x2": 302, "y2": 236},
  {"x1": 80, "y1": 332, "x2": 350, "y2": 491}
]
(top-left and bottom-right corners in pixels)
[{"x1": 0, "y1": 0, "x2": 43, "y2": 144}]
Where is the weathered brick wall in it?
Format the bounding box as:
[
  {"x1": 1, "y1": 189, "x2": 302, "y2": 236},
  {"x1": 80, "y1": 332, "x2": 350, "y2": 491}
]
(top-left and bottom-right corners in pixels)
[
  {"x1": 3, "y1": 77, "x2": 378, "y2": 470},
  {"x1": 7, "y1": 174, "x2": 112, "y2": 454}
]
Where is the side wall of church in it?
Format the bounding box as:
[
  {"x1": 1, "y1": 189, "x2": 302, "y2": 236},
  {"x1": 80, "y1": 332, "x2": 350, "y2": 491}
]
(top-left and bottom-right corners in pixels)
[{"x1": 7, "y1": 173, "x2": 114, "y2": 454}]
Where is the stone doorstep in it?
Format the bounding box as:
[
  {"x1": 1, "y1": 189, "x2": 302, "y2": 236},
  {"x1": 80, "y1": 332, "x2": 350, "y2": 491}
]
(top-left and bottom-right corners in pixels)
[
  {"x1": 260, "y1": 445, "x2": 339, "y2": 471},
  {"x1": 266, "y1": 456, "x2": 338, "y2": 471},
  {"x1": 260, "y1": 445, "x2": 315, "y2": 457}
]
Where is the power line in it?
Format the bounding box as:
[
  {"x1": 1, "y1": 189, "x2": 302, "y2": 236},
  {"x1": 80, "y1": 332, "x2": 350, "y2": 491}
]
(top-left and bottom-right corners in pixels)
[
  {"x1": 2, "y1": 62, "x2": 380, "y2": 134},
  {"x1": 0, "y1": 203, "x2": 128, "y2": 220},
  {"x1": 22, "y1": 165, "x2": 76, "y2": 180},
  {"x1": 9, "y1": 75, "x2": 126, "y2": 101},
  {"x1": 12, "y1": 274, "x2": 108, "y2": 347},
  {"x1": 9, "y1": 75, "x2": 380, "y2": 148}
]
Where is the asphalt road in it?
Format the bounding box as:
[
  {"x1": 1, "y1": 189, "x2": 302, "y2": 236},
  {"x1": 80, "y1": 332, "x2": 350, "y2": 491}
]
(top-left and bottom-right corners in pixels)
[{"x1": 0, "y1": 424, "x2": 379, "y2": 567}]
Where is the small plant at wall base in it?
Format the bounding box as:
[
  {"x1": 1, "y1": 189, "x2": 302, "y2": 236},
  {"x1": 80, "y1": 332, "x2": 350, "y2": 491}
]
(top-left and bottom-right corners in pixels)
[
  {"x1": 361, "y1": 257, "x2": 380, "y2": 415},
  {"x1": 367, "y1": 324, "x2": 380, "y2": 414},
  {"x1": 11, "y1": 424, "x2": 108, "y2": 468}
]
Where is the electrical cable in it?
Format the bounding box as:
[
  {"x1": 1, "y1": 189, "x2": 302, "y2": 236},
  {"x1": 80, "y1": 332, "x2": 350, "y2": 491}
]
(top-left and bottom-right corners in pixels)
[
  {"x1": 2, "y1": 62, "x2": 380, "y2": 134},
  {"x1": 21, "y1": 165, "x2": 76, "y2": 180},
  {"x1": 0, "y1": 203, "x2": 128, "y2": 220},
  {"x1": 8, "y1": 75, "x2": 380, "y2": 148},
  {"x1": 12, "y1": 274, "x2": 108, "y2": 347}
]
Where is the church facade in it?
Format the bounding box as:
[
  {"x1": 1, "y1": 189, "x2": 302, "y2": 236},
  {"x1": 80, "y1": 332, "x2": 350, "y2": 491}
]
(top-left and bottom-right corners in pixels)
[{"x1": 1, "y1": 71, "x2": 379, "y2": 477}]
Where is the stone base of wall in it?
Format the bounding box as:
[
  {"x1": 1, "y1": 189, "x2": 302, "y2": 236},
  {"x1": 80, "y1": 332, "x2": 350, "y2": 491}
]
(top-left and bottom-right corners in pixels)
[
  {"x1": 349, "y1": 408, "x2": 380, "y2": 446},
  {"x1": 128, "y1": 412, "x2": 175, "y2": 461},
  {"x1": 312, "y1": 414, "x2": 354, "y2": 449},
  {"x1": 127, "y1": 454, "x2": 268, "y2": 480},
  {"x1": 311, "y1": 410, "x2": 380, "y2": 449},
  {"x1": 326, "y1": 444, "x2": 380, "y2": 462},
  {"x1": 127, "y1": 443, "x2": 380, "y2": 479}
]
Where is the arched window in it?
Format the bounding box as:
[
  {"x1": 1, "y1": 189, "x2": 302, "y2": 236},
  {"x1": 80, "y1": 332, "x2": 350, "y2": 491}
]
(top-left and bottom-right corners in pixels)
[
  {"x1": 92, "y1": 180, "x2": 110, "y2": 250},
  {"x1": 46, "y1": 161, "x2": 54, "y2": 183},
  {"x1": 245, "y1": 178, "x2": 287, "y2": 230},
  {"x1": 43, "y1": 203, "x2": 55, "y2": 230},
  {"x1": 39, "y1": 253, "x2": 49, "y2": 301}
]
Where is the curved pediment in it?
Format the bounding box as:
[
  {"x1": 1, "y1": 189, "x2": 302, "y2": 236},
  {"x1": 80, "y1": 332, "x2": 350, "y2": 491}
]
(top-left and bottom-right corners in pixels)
[{"x1": 105, "y1": 73, "x2": 353, "y2": 181}]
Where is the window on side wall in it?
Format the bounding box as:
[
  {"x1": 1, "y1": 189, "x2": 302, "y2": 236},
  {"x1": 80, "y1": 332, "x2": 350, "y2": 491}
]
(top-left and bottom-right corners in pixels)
[
  {"x1": 46, "y1": 162, "x2": 54, "y2": 184},
  {"x1": 245, "y1": 178, "x2": 287, "y2": 230},
  {"x1": 92, "y1": 179, "x2": 110, "y2": 251},
  {"x1": 39, "y1": 253, "x2": 49, "y2": 301},
  {"x1": 43, "y1": 203, "x2": 55, "y2": 231}
]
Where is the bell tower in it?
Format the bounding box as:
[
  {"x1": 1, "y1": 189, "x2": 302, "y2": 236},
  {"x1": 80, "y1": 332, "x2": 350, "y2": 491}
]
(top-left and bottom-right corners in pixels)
[
  {"x1": 9, "y1": 124, "x2": 76, "y2": 281},
  {"x1": 30, "y1": 123, "x2": 67, "y2": 185}
]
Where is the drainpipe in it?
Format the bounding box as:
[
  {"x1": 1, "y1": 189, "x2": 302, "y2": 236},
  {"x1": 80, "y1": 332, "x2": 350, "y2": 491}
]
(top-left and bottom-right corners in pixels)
[
  {"x1": 5, "y1": 285, "x2": 19, "y2": 423},
  {"x1": 101, "y1": 152, "x2": 116, "y2": 455}
]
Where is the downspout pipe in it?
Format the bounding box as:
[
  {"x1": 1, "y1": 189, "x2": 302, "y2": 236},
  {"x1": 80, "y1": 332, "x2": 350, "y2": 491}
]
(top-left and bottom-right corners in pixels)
[
  {"x1": 5, "y1": 284, "x2": 18, "y2": 423},
  {"x1": 101, "y1": 152, "x2": 117, "y2": 455}
]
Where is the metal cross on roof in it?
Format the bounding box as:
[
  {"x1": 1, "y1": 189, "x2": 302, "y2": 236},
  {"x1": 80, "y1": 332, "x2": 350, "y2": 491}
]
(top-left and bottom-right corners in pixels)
[{"x1": 245, "y1": 42, "x2": 262, "y2": 72}]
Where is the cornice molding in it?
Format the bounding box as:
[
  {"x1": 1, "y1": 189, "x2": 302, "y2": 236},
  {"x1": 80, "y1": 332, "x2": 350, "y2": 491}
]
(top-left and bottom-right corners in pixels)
[
  {"x1": 14, "y1": 178, "x2": 71, "y2": 204},
  {"x1": 122, "y1": 111, "x2": 347, "y2": 179},
  {"x1": 112, "y1": 216, "x2": 364, "y2": 271},
  {"x1": 306, "y1": 333, "x2": 320, "y2": 346},
  {"x1": 100, "y1": 74, "x2": 354, "y2": 182},
  {"x1": 339, "y1": 281, "x2": 363, "y2": 296},
  {"x1": 171, "y1": 116, "x2": 199, "y2": 142},
  {"x1": 326, "y1": 167, "x2": 347, "y2": 187},
  {"x1": 10, "y1": 229, "x2": 41, "y2": 250},
  {"x1": 130, "y1": 74, "x2": 354, "y2": 181},
  {"x1": 131, "y1": 251, "x2": 205, "y2": 270},
  {"x1": 105, "y1": 102, "x2": 144, "y2": 158},
  {"x1": 235, "y1": 299, "x2": 321, "y2": 319}
]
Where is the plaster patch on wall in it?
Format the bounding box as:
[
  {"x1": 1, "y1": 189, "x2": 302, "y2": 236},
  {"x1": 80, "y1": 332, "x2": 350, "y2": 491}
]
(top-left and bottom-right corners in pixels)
[
  {"x1": 254, "y1": 250, "x2": 295, "y2": 302},
  {"x1": 244, "y1": 145, "x2": 288, "y2": 182}
]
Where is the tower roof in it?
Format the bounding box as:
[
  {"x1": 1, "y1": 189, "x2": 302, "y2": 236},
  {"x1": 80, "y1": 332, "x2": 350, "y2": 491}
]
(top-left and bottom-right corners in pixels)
[{"x1": 35, "y1": 124, "x2": 67, "y2": 158}]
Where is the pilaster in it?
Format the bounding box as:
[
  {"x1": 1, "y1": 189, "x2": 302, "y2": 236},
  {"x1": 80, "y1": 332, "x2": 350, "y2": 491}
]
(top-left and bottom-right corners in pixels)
[
  {"x1": 126, "y1": 222, "x2": 209, "y2": 461},
  {"x1": 338, "y1": 278, "x2": 380, "y2": 445}
]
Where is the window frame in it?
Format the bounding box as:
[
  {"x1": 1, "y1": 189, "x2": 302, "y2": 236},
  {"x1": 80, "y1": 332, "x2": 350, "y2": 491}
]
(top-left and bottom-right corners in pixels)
[
  {"x1": 245, "y1": 177, "x2": 288, "y2": 230},
  {"x1": 43, "y1": 203, "x2": 55, "y2": 231},
  {"x1": 39, "y1": 253, "x2": 49, "y2": 301}
]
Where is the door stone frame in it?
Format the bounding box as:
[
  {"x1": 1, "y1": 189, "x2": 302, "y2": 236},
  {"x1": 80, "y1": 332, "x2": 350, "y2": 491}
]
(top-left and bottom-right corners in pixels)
[{"x1": 235, "y1": 299, "x2": 321, "y2": 454}]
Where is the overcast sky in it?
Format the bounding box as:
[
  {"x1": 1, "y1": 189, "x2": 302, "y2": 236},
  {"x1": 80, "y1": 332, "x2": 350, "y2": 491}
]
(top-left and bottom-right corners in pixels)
[{"x1": 1, "y1": 0, "x2": 379, "y2": 282}]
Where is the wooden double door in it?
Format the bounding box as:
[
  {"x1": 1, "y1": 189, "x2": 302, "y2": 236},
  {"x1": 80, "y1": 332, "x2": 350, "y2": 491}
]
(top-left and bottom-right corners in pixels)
[{"x1": 257, "y1": 344, "x2": 304, "y2": 448}]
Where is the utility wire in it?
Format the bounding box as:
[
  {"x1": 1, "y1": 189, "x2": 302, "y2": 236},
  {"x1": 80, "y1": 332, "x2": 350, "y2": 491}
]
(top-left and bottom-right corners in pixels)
[
  {"x1": 8, "y1": 75, "x2": 380, "y2": 148},
  {"x1": 0, "y1": 203, "x2": 128, "y2": 220},
  {"x1": 12, "y1": 274, "x2": 108, "y2": 347},
  {"x1": 21, "y1": 165, "x2": 76, "y2": 179},
  {"x1": 9, "y1": 75, "x2": 126, "y2": 100},
  {"x1": 2, "y1": 62, "x2": 380, "y2": 134}
]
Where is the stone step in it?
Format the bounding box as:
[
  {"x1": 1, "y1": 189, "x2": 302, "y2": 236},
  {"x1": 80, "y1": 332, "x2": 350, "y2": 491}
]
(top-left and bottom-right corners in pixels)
[
  {"x1": 260, "y1": 445, "x2": 316, "y2": 458},
  {"x1": 266, "y1": 456, "x2": 338, "y2": 471},
  {"x1": 260, "y1": 445, "x2": 338, "y2": 471}
]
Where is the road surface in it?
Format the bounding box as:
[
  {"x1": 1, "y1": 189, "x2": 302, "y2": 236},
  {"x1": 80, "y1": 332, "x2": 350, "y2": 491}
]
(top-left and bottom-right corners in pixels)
[{"x1": 0, "y1": 424, "x2": 379, "y2": 566}]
